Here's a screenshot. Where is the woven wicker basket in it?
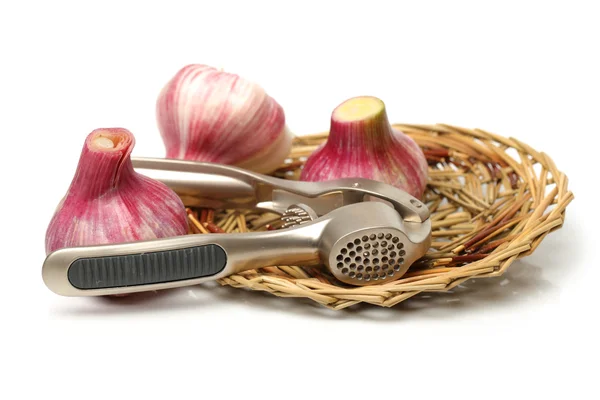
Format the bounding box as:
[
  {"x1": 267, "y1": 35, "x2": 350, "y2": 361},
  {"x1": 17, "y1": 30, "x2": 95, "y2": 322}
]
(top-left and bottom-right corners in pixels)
[{"x1": 185, "y1": 124, "x2": 573, "y2": 310}]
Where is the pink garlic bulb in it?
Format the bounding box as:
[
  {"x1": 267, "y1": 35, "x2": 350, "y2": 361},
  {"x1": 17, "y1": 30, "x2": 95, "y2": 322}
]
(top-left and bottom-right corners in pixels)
[
  {"x1": 45, "y1": 128, "x2": 188, "y2": 255},
  {"x1": 156, "y1": 64, "x2": 294, "y2": 174},
  {"x1": 300, "y1": 96, "x2": 429, "y2": 199}
]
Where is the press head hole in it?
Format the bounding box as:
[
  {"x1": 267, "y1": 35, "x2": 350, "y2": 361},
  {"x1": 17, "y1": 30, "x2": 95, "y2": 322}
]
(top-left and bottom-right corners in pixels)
[
  {"x1": 374, "y1": 266, "x2": 380, "y2": 271},
  {"x1": 390, "y1": 251, "x2": 397, "y2": 258},
  {"x1": 349, "y1": 271, "x2": 356, "y2": 278},
  {"x1": 381, "y1": 241, "x2": 387, "y2": 247},
  {"x1": 341, "y1": 248, "x2": 348, "y2": 254},
  {"x1": 373, "y1": 258, "x2": 380, "y2": 264},
  {"x1": 381, "y1": 249, "x2": 388, "y2": 255},
  {"x1": 364, "y1": 258, "x2": 370, "y2": 264},
  {"x1": 354, "y1": 238, "x2": 361, "y2": 245},
  {"x1": 398, "y1": 258, "x2": 404, "y2": 264},
  {"x1": 362, "y1": 236, "x2": 368, "y2": 242},
  {"x1": 399, "y1": 250, "x2": 406, "y2": 256},
  {"x1": 347, "y1": 243, "x2": 354, "y2": 249},
  {"x1": 369, "y1": 234, "x2": 376, "y2": 240},
  {"x1": 366, "y1": 266, "x2": 373, "y2": 273},
  {"x1": 355, "y1": 256, "x2": 362, "y2": 262},
  {"x1": 372, "y1": 242, "x2": 379, "y2": 248},
  {"x1": 378, "y1": 233, "x2": 384, "y2": 239},
  {"x1": 387, "y1": 270, "x2": 394, "y2": 276},
  {"x1": 364, "y1": 274, "x2": 371, "y2": 281},
  {"x1": 357, "y1": 265, "x2": 364, "y2": 271},
  {"x1": 344, "y1": 257, "x2": 351, "y2": 263},
  {"x1": 337, "y1": 263, "x2": 343, "y2": 269},
  {"x1": 394, "y1": 265, "x2": 401, "y2": 271},
  {"x1": 364, "y1": 243, "x2": 371, "y2": 249},
  {"x1": 382, "y1": 257, "x2": 389, "y2": 263},
  {"x1": 337, "y1": 255, "x2": 343, "y2": 261},
  {"x1": 372, "y1": 275, "x2": 379, "y2": 281},
  {"x1": 392, "y1": 237, "x2": 399, "y2": 243},
  {"x1": 356, "y1": 246, "x2": 362, "y2": 252},
  {"x1": 385, "y1": 233, "x2": 392, "y2": 240},
  {"x1": 397, "y1": 243, "x2": 404, "y2": 249},
  {"x1": 349, "y1": 251, "x2": 356, "y2": 257},
  {"x1": 363, "y1": 252, "x2": 370, "y2": 257},
  {"x1": 382, "y1": 264, "x2": 389, "y2": 270},
  {"x1": 350, "y1": 263, "x2": 356, "y2": 270},
  {"x1": 342, "y1": 268, "x2": 349, "y2": 274},
  {"x1": 372, "y1": 249, "x2": 379, "y2": 256},
  {"x1": 357, "y1": 273, "x2": 363, "y2": 280}
]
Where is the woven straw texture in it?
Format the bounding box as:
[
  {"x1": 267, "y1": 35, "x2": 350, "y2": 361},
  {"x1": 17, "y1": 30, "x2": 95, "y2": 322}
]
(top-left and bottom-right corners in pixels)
[{"x1": 185, "y1": 124, "x2": 573, "y2": 310}]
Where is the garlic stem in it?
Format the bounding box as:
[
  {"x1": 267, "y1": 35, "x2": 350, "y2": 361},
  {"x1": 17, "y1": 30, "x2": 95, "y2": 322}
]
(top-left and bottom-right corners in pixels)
[
  {"x1": 70, "y1": 129, "x2": 134, "y2": 199},
  {"x1": 93, "y1": 136, "x2": 116, "y2": 149},
  {"x1": 334, "y1": 96, "x2": 386, "y2": 122},
  {"x1": 328, "y1": 96, "x2": 395, "y2": 149}
]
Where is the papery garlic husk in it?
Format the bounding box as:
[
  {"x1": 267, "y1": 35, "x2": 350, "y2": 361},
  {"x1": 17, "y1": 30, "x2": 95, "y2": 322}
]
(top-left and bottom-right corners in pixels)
[
  {"x1": 45, "y1": 128, "x2": 189, "y2": 255},
  {"x1": 156, "y1": 64, "x2": 294, "y2": 174},
  {"x1": 300, "y1": 96, "x2": 429, "y2": 199}
]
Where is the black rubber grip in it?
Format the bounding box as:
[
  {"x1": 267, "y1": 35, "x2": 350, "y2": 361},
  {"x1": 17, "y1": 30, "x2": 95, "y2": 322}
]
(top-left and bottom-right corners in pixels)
[{"x1": 67, "y1": 245, "x2": 227, "y2": 290}]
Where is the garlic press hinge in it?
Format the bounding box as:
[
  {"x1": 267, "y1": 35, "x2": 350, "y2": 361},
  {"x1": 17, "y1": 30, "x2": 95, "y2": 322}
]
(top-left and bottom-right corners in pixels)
[
  {"x1": 267, "y1": 189, "x2": 345, "y2": 216},
  {"x1": 268, "y1": 179, "x2": 430, "y2": 223}
]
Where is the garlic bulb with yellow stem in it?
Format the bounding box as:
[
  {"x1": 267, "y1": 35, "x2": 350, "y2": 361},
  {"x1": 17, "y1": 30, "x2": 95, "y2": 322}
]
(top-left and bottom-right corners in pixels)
[{"x1": 300, "y1": 96, "x2": 429, "y2": 199}]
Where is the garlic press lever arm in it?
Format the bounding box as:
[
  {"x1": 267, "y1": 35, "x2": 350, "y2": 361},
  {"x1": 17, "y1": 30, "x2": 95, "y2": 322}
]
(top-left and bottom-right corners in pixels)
[
  {"x1": 132, "y1": 157, "x2": 429, "y2": 222},
  {"x1": 42, "y1": 220, "x2": 327, "y2": 297}
]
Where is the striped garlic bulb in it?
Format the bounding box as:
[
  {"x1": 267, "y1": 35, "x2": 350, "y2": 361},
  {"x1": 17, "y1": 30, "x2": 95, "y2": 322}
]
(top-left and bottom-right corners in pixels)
[
  {"x1": 300, "y1": 96, "x2": 429, "y2": 199},
  {"x1": 156, "y1": 64, "x2": 294, "y2": 174},
  {"x1": 45, "y1": 128, "x2": 188, "y2": 255}
]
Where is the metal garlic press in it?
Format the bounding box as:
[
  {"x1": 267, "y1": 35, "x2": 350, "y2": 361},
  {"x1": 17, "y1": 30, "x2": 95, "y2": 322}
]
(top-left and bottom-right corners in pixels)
[{"x1": 42, "y1": 158, "x2": 432, "y2": 296}]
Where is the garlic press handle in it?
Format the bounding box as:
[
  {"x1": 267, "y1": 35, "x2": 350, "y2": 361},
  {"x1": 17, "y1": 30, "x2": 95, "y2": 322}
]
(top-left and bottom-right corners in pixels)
[
  {"x1": 132, "y1": 157, "x2": 429, "y2": 222},
  {"x1": 132, "y1": 157, "x2": 259, "y2": 210},
  {"x1": 42, "y1": 223, "x2": 325, "y2": 297}
]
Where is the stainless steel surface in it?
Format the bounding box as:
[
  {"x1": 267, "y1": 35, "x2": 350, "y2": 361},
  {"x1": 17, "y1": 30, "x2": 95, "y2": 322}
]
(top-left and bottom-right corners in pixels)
[
  {"x1": 280, "y1": 204, "x2": 317, "y2": 229},
  {"x1": 43, "y1": 218, "x2": 328, "y2": 297},
  {"x1": 319, "y1": 204, "x2": 431, "y2": 285},
  {"x1": 42, "y1": 202, "x2": 431, "y2": 296},
  {"x1": 132, "y1": 157, "x2": 430, "y2": 222}
]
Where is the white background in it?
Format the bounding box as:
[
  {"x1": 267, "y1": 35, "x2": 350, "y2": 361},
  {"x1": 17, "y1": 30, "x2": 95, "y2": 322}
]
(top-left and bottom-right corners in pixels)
[{"x1": 1, "y1": 1, "x2": 598, "y2": 399}]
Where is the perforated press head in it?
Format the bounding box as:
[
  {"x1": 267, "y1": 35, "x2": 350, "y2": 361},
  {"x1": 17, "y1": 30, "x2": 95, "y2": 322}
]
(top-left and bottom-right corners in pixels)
[
  {"x1": 332, "y1": 230, "x2": 409, "y2": 283},
  {"x1": 318, "y1": 202, "x2": 431, "y2": 286}
]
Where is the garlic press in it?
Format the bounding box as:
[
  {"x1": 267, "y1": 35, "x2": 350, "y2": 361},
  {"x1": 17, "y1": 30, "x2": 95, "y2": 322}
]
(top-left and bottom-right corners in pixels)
[{"x1": 42, "y1": 158, "x2": 431, "y2": 296}]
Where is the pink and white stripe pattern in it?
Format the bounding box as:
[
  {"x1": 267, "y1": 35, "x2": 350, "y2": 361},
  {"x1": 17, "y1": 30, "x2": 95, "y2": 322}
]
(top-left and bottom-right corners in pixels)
[
  {"x1": 156, "y1": 64, "x2": 289, "y2": 172},
  {"x1": 300, "y1": 97, "x2": 429, "y2": 199},
  {"x1": 45, "y1": 128, "x2": 188, "y2": 254}
]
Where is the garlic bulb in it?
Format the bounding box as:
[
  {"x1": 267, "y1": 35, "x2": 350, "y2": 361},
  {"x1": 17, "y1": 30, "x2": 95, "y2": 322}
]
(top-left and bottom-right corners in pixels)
[
  {"x1": 156, "y1": 64, "x2": 294, "y2": 174},
  {"x1": 45, "y1": 128, "x2": 188, "y2": 255},
  {"x1": 300, "y1": 96, "x2": 429, "y2": 199}
]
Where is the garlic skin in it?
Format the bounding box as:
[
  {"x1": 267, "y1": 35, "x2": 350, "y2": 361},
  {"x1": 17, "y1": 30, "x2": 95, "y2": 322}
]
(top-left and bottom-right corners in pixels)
[
  {"x1": 45, "y1": 128, "x2": 188, "y2": 255},
  {"x1": 156, "y1": 64, "x2": 294, "y2": 174},
  {"x1": 300, "y1": 96, "x2": 429, "y2": 199}
]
